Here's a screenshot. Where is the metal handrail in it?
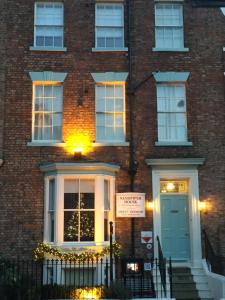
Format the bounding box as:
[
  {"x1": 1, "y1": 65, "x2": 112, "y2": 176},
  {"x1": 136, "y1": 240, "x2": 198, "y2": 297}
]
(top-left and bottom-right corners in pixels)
[
  {"x1": 203, "y1": 229, "x2": 225, "y2": 275},
  {"x1": 156, "y1": 236, "x2": 167, "y2": 297}
]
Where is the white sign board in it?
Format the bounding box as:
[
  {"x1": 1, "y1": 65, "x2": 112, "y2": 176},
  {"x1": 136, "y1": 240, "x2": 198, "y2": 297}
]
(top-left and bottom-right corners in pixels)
[
  {"x1": 141, "y1": 231, "x2": 153, "y2": 244},
  {"x1": 116, "y1": 193, "x2": 145, "y2": 218}
]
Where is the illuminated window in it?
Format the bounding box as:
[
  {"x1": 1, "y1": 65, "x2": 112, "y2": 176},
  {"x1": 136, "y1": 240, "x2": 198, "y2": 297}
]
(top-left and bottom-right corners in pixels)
[
  {"x1": 160, "y1": 180, "x2": 188, "y2": 193},
  {"x1": 33, "y1": 84, "x2": 63, "y2": 142},
  {"x1": 95, "y1": 4, "x2": 124, "y2": 49},
  {"x1": 34, "y1": 2, "x2": 64, "y2": 48},
  {"x1": 64, "y1": 179, "x2": 95, "y2": 242},
  {"x1": 96, "y1": 84, "x2": 125, "y2": 142},
  {"x1": 157, "y1": 84, "x2": 187, "y2": 142},
  {"x1": 43, "y1": 169, "x2": 116, "y2": 245},
  {"x1": 155, "y1": 3, "x2": 184, "y2": 49}
]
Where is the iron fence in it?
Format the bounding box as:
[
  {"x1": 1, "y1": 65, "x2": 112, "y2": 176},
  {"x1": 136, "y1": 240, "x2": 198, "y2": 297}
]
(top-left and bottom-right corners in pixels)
[{"x1": 0, "y1": 257, "x2": 159, "y2": 300}]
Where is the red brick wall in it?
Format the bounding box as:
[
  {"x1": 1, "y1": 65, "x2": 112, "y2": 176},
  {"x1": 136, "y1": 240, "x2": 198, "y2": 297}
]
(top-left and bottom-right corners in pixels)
[{"x1": 0, "y1": 0, "x2": 225, "y2": 258}]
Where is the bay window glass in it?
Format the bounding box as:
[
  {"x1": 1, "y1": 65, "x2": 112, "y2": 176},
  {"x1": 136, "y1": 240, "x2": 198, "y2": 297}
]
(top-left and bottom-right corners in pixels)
[
  {"x1": 157, "y1": 84, "x2": 187, "y2": 142},
  {"x1": 155, "y1": 3, "x2": 184, "y2": 49},
  {"x1": 33, "y1": 84, "x2": 63, "y2": 142},
  {"x1": 104, "y1": 180, "x2": 110, "y2": 241},
  {"x1": 95, "y1": 4, "x2": 124, "y2": 49},
  {"x1": 48, "y1": 179, "x2": 55, "y2": 242},
  {"x1": 96, "y1": 84, "x2": 125, "y2": 142},
  {"x1": 35, "y1": 2, "x2": 64, "y2": 48},
  {"x1": 64, "y1": 179, "x2": 95, "y2": 242}
]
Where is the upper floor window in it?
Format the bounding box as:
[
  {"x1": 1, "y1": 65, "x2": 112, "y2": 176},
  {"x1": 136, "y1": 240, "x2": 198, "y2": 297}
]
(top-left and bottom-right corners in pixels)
[
  {"x1": 33, "y1": 84, "x2": 63, "y2": 142},
  {"x1": 29, "y1": 71, "x2": 67, "y2": 144},
  {"x1": 95, "y1": 4, "x2": 124, "y2": 49},
  {"x1": 157, "y1": 84, "x2": 187, "y2": 142},
  {"x1": 155, "y1": 3, "x2": 184, "y2": 49},
  {"x1": 34, "y1": 2, "x2": 64, "y2": 48},
  {"x1": 96, "y1": 83, "x2": 125, "y2": 142}
]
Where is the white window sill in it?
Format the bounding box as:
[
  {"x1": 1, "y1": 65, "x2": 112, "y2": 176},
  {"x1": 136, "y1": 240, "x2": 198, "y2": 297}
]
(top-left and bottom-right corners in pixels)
[
  {"x1": 93, "y1": 142, "x2": 129, "y2": 147},
  {"x1": 92, "y1": 47, "x2": 128, "y2": 52},
  {"x1": 152, "y1": 47, "x2": 189, "y2": 52},
  {"x1": 27, "y1": 142, "x2": 65, "y2": 147},
  {"x1": 155, "y1": 141, "x2": 193, "y2": 146},
  {"x1": 223, "y1": 47, "x2": 225, "y2": 51},
  {"x1": 54, "y1": 241, "x2": 110, "y2": 248},
  {"x1": 29, "y1": 46, "x2": 67, "y2": 52}
]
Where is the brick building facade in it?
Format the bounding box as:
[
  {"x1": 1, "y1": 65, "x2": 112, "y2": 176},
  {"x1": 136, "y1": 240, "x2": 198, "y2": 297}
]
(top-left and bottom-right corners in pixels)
[{"x1": 0, "y1": 0, "x2": 225, "y2": 269}]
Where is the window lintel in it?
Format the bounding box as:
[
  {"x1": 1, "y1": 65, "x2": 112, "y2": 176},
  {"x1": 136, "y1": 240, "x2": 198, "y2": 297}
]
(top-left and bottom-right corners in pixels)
[{"x1": 40, "y1": 162, "x2": 120, "y2": 176}]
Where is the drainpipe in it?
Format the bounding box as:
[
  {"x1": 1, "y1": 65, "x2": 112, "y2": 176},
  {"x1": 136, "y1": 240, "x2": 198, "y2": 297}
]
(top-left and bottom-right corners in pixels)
[{"x1": 126, "y1": 0, "x2": 137, "y2": 257}]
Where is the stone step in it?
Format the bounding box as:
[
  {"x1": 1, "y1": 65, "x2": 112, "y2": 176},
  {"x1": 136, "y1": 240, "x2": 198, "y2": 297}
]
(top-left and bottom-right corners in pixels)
[
  {"x1": 172, "y1": 267, "x2": 192, "y2": 274},
  {"x1": 172, "y1": 283, "x2": 198, "y2": 291},
  {"x1": 173, "y1": 290, "x2": 199, "y2": 299}
]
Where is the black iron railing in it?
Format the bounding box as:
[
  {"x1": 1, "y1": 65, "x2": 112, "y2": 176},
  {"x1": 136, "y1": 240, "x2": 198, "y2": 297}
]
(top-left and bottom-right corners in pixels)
[
  {"x1": 156, "y1": 236, "x2": 167, "y2": 297},
  {"x1": 203, "y1": 229, "x2": 225, "y2": 276},
  {"x1": 0, "y1": 257, "x2": 160, "y2": 299},
  {"x1": 0, "y1": 258, "x2": 113, "y2": 300},
  {"x1": 156, "y1": 236, "x2": 173, "y2": 298}
]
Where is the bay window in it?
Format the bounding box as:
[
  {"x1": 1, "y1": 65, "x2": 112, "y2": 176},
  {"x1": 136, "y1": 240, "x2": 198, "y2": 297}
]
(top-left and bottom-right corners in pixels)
[{"x1": 42, "y1": 163, "x2": 119, "y2": 246}]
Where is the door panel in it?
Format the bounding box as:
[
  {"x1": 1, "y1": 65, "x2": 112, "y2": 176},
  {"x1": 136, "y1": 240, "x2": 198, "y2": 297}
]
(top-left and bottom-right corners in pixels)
[{"x1": 161, "y1": 195, "x2": 190, "y2": 260}]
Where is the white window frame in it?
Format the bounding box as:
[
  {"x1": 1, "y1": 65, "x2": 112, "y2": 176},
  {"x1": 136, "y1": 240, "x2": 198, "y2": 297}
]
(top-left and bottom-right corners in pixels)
[
  {"x1": 153, "y1": 2, "x2": 189, "y2": 52},
  {"x1": 32, "y1": 2, "x2": 66, "y2": 51},
  {"x1": 44, "y1": 173, "x2": 115, "y2": 247},
  {"x1": 94, "y1": 3, "x2": 127, "y2": 51},
  {"x1": 156, "y1": 83, "x2": 188, "y2": 143},
  {"x1": 95, "y1": 82, "x2": 126, "y2": 143},
  {"x1": 32, "y1": 82, "x2": 63, "y2": 143}
]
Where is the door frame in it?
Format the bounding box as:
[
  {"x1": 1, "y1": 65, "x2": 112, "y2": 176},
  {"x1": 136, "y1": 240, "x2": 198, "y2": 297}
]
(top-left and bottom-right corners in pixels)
[{"x1": 146, "y1": 158, "x2": 204, "y2": 267}]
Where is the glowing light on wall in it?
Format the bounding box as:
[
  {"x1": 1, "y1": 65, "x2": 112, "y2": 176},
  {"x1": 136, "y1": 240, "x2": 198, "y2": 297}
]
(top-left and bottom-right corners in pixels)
[
  {"x1": 146, "y1": 200, "x2": 154, "y2": 210},
  {"x1": 199, "y1": 200, "x2": 207, "y2": 212},
  {"x1": 64, "y1": 131, "x2": 93, "y2": 156},
  {"x1": 71, "y1": 287, "x2": 102, "y2": 299}
]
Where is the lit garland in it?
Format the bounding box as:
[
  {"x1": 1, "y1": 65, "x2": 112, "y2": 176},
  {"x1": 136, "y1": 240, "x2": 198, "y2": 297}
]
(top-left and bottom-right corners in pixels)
[{"x1": 33, "y1": 242, "x2": 122, "y2": 261}]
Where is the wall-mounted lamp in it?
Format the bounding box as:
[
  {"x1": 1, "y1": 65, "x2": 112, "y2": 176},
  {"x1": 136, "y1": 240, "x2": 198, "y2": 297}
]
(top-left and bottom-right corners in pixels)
[
  {"x1": 199, "y1": 200, "x2": 207, "y2": 212},
  {"x1": 73, "y1": 147, "x2": 83, "y2": 159},
  {"x1": 147, "y1": 200, "x2": 154, "y2": 211}
]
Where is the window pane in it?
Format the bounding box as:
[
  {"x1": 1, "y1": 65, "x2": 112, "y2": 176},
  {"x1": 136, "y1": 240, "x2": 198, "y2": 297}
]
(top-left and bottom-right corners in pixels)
[
  {"x1": 106, "y1": 86, "x2": 114, "y2": 97},
  {"x1": 34, "y1": 114, "x2": 43, "y2": 126},
  {"x1": 53, "y1": 126, "x2": 62, "y2": 141},
  {"x1": 115, "y1": 98, "x2": 123, "y2": 112},
  {"x1": 43, "y1": 127, "x2": 52, "y2": 140},
  {"x1": 80, "y1": 180, "x2": 95, "y2": 209},
  {"x1": 64, "y1": 180, "x2": 79, "y2": 209},
  {"x1": 34, "y1": 126, "x2": 42, "y2": 140},
  {"x1": 104, "y1": 180, "x2": 110, "y2": 210},
  {"x1": 106, "y1": 99, "x2": 114, "y2": 112},
  {"x1": 48, "y1": 179, "x2": 55, "y2": 242},
  {"x1": 115, "y1": 114, "x2": 123, "y2": 126},
  {"x1": 48, "y1": 212, "x2": 54, "y2": 242},
  {"x1": 104, "y1": 212, "x2": 109, "y2": 241},
  {"x1": 64, "y1": 212, "x2": 79, "y2": 241},
  {"x1": 44, "y1": 114, "x2": 52, "y2": 126},
  {"x1": 80, "y1": 211, "x2": 95, "y2": 241},
  {"x1": 115, "y1": 127, "x2": 124, "y2": 140}
]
